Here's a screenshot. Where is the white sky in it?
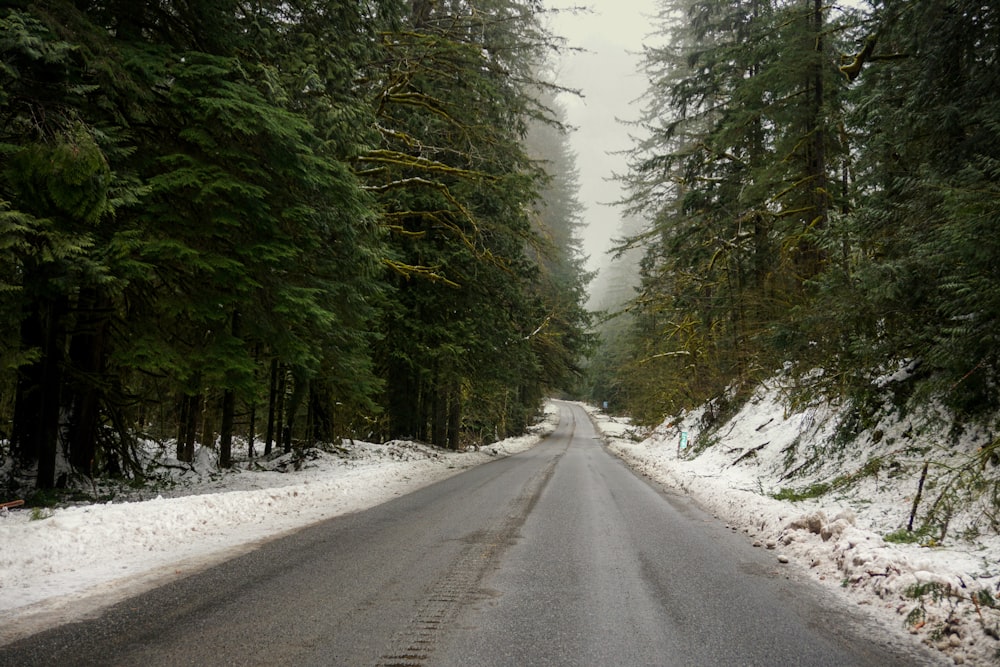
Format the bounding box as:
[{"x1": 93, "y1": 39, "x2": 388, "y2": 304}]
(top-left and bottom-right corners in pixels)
[{"x1": 547, "y1": 0, "x2": 660, "y2": 273}]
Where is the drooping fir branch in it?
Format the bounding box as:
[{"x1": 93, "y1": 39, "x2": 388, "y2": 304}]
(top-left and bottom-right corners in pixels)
[{"x1": 358, "y1": 149, "x2": 496, "y2": 182}]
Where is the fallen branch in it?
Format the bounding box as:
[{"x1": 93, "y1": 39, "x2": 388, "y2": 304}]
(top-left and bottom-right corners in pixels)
[
  {"x1": 907, "y1": 461, "x2": 930, "y2": 532},
  {"x1": 732, "y1": 442, "x2": 769, "y2": 465}
]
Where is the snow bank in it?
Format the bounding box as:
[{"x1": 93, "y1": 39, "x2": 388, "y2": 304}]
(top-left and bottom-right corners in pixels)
[
  {"x1": 586, "y1": 389, "x2": 1000, "y2": 666},
  {"x1": 5, "y1": 391, "x2": 998, "y2": 664},
  {"x1": 0, "y1": 405, "x2": 559, "y2": 643}
]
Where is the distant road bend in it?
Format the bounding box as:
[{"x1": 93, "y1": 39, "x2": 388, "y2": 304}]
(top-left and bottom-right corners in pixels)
[{"x1": 1, "y1": 400, "x2": 936, "y2": 666}]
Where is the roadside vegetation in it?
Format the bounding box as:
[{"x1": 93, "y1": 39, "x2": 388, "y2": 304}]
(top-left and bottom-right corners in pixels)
[
  {"x1": 0, "y1": 0, "x2": 591, "y2": 498},
  {"x1": 586, "y1": 0, "x2": 1000, "y2": 537}
]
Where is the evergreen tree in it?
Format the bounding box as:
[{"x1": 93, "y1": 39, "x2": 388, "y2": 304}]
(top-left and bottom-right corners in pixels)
[
  {"x1": 360, "y1": 0, "x2": 571, "y2": 446},
  {"x1": 0, "y1": 0, "x2": 594, "y2": 493},
  {"x1": 609, "y1": 0, "x2": 1000, "y2": 430},
  {"x1": 616, "y1": 0, "x2": 853, "y2": 422},
  {"x1": 834, "y1": 0, "x2": 1000, "y2": 415},
  {"x1": 2, "y1": 0, "x2": 388, "y2": 487},
  {"x1": 523, "y1": 97, "x2": 595, "y2": 398},
  {"x1": 585, "y1": 213, "x2": 646, "y2": 412},
  {"x1": 2, "y1": 6, "x2": 120, "y2": 486}
]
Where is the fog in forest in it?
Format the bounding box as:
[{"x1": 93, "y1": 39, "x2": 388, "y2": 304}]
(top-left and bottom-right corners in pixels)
[{"x1": 549, "y1": 0, "x2": 658, "y2": 308}]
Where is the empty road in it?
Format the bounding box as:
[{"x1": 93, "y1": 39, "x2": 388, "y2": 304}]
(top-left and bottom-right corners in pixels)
[{"x1": 0, "y1": 401, "x2": 935, "y2": 666}]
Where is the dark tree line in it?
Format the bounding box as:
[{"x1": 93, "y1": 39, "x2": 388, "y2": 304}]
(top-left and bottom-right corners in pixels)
[
  {"x1": 0, "y1": 0, "x2": 591, "y2": 492},
  {"x1": 596, "y1": 0, "x2": 1000, "y2": 430}
]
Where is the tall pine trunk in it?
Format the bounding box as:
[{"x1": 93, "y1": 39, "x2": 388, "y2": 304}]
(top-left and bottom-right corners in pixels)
[
  {"x1": 797, "y1": 0, "x2": 829, "y2": 280},
  {"x1": 283, "y1": 369, "x2": 308, "y2": 454},
  {"x1": 274, "y1": 368, "x2": 287, "y2": 453},
  {"x1": 447, "y1": 381, "x2": 461, "y2": 450},
  {"x1": 11, "y1": 270, "x2": 68, "y2": 488},
  {"x1": 219, "y1": 389, "x2": 235, "y2": 468},
  {"x1": 387, "y1": 358, "x2": 422, "y2": 440},
  {"x1": 218, "y1": 311, "x2": 241, "y2": 468},
  {"x1": 66, "y1": 287, "x2": 109, "y2": 476},
  {"x1": 177, "y1": 391, "x2": 200, "y2": 463},
  {"x1": 247, "y1": 400, "x2": 257, "y2": 459},
  {"x1": 264, "y1": 358, "x2": 278, "y2": 456},
  {"x1": 431, "y1": 366, "x2": 447, "y2": 448}
]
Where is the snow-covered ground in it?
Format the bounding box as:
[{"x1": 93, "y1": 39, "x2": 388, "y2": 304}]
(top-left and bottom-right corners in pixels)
[
  {"x1": 0, "y1": 406, "x2": 559, "y2": 645},
  {"x1": 589, "y1": 385, "x2": 1000, "y2": 667},
  {"x1": 3, "y1": 392, "x2": 999, "y2": 665}
]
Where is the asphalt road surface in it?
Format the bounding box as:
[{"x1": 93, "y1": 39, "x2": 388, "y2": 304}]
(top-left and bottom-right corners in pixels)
[{"x1": 1, "y1": 401, "x2": 938, "y2": 666}]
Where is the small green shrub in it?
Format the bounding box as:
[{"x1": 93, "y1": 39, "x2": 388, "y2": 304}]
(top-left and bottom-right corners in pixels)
[
  {"x1": 884, "y1": 527, "x2": 931, "y2": 544},
  {"x1": 773, "y1": 454, "x2": 888, "y2": 502},
  {"x1": 772, "y1": 482, "x2": 830, "y2": 501},
  {"x1": 902, "y1": 580, "x2": 1000, "y2": 639},
  {"x1": 29, "y1": 507, "x2": 52, "y2": 521}
]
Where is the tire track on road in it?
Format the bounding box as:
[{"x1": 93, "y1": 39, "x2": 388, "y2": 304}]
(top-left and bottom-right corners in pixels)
[{"x1": 375, "y1": 435, "x2": 568, "y2": 667}]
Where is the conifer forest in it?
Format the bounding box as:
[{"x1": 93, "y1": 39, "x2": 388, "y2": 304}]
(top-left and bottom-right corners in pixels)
[
  {"x1": 3, "y1": 0, "x2": 1000, "y2": 509},
  {"x1": 1, "y1": 0, "x2": 592, "y2": 492},
  {"x1": 590, "y1": 0, "x2": 1000, "y2": 439}
]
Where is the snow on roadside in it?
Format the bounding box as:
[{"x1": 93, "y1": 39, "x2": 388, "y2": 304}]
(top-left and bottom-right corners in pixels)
[
  {"x1": 0, "y1": 404, "x2": 559, "y2": 643},
  {"x1": 585, "y1": 391, "x2": 1000, "y2": 667}
]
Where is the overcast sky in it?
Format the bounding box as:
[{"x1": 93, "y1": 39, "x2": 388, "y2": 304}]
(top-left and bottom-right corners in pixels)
[{"x1": 547, "y1": 0, "x2": 660, "y2": 273}]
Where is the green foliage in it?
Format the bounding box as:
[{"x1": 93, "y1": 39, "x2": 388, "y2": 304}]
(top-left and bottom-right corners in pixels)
[
  {"x1": 916, "y1": 455, "x2": 1000, "y2": 541},
  {"x1": 0, "y1": 0, "x2": 591, "y2": 485},
  {"x1": 598, "y1": 0, "x2": 1000, "y2": 544},
  {"x1": 7, "y1": 124, "x2": 110, "y2": 226},
  {"x1": 884, "y1": 527, "x2": 932, "y2": 545},
  {"x1": 608, "y1": 0, "x2": 857, "y2": 421},
  {"x1": 773, "y1": 482, "x2": 830, "y2": 502},
  {"x1": 771, "y1": 454, "x2": 884, "y2": 501},
  {"x1": 359, "y1": 0, "x2": 582, "y2": 447},
  {"x1": 903, "y1": 580, "x2": 1000, "y2": 641},
  {"x1": 29, "y1": 507, "x2": 53, "y2": 521},
  {"x1": 815, "y1": 0, "x2": 1000, "y2": 414}
]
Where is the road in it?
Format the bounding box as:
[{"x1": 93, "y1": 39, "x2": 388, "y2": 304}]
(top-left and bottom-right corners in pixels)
[{"x1": 0, "y1": 401, "x2": 936, "y2": 666}]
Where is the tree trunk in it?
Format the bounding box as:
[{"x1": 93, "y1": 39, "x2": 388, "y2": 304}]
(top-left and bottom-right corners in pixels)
[
  {"x1": 310, "y1": 382, "x2": 334, "y2": 443},
  {"x1": 798, "y1": 0, "x2": 829, "y2": 280},
  {"x1": 219, "y1": 388, "x2": 235, "y2": 468},
  {"x1": 416, "y1": 379, "x2": 429, "y2": 442},
  {"x1": 810, "y1": 0, "x2": 828, "y2": 225},
  {"x1": 275, "y1": 367, "x2": 287, "y2": 453},
  {"x1": 264, "y1": 358, "x2": 279, "y2": 456},
  {"x1": 447, "y1": 381, "x2": 461, "y2": 450},
  {"x1": 66, "y1": 287, "x2": 109, "y2": 476},
  {"x1": 177, "y1": 393, "x2": 190, "y2": 460},
  {"x1": 431, "y1": 368, "x2": 447, "y2": 448},
  {"x1": 180, "y1": 392, "x2": 199, "y2": 463},
  {"x1": 283, "y1": 369, "x2": 308, "y2": 454},
  {"x1": 387, "y1": 359, "x2": 421, "y2": 440},
  {"x1": 411, "y1": 0, "x2": 435, "y2": 28},
  {"x1": 218, "y1": 311, "x2": 241, "y2": 468},
  {"x1": 305, "y1": 387, "x2": 316, "y2": 448},
  {"x1": 247, "y1": 400, "x2": 257, "y2": 459},
  {"x1": 37, "y1": 294, "x2": 67, "y2": 489},
  {"x1": 11, "y1": 283, "x2": 68, "y2": 489},
  {"x1": 200, "y1": 394, "x2": 214, "y2": 451},
  {"x1": 11, "y1": 305, "x2": 46, "y2": 467}
]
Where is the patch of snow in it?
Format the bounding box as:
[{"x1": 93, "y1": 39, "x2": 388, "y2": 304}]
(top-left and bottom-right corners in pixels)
[
  {"x1": 584, "y1": 387, "x2": 1000, "y2": 667},
  {"x1": 0, "y1": 404, "x2": 559, "y2": 644}
]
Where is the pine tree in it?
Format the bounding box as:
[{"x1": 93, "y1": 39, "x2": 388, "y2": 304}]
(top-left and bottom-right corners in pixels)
[
  {"x1": 523, "y1": 95, "x2": 595, "y2": 398},
  {"x1": 839, "y1": 0, "x2": 1000, "y2": 415},
  {"x1": 360, "y1": 0, "x2": 572, "y2": 446},
  {"x1": 1, "y1": 7, "x2": 121, "y2": 487},
  {"x1": 614, "y1": 0, "x2": 854, "y2": 421},
  {"x1": 2, "y1": 1, "x2": 389, "y2": 487}
]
